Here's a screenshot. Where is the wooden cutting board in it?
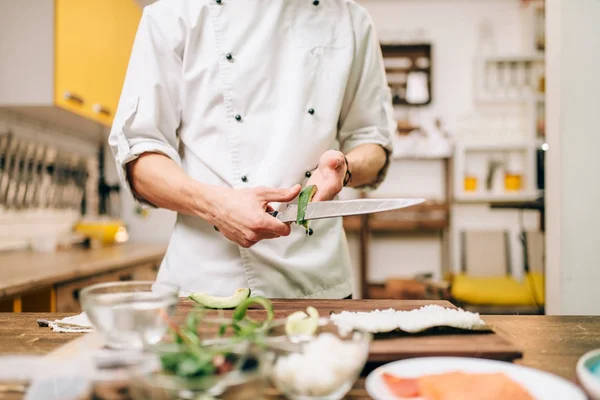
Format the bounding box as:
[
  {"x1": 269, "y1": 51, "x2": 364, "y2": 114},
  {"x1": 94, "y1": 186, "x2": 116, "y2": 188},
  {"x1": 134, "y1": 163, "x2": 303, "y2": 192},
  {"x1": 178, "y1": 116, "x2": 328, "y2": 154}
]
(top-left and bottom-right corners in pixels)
[
  {"x1": 46, "y1": 299, "x2": 522, "y2": 365},
  {"x1": 180, "y1": 299, "x2": 523, "y2": 364}
]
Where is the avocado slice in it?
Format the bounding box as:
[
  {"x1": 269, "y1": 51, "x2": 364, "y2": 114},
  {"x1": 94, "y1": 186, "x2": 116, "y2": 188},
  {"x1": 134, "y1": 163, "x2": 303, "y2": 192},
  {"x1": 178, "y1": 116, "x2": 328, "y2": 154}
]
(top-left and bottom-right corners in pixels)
[{"x1": 188, "y1": 288, "x2": 251, "y2": 309}]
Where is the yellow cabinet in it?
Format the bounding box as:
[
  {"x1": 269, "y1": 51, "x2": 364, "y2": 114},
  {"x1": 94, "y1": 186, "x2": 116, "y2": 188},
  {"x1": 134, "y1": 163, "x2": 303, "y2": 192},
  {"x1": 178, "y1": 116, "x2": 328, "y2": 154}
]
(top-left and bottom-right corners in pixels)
[
  {"x1": 55, "y1": 0, "x2": 141, "y2": 126},
  {"x1": 0, "y1": 0, "x2": 142, "y2": 130},
  {"x1": 104, "y1": 0, "x2": 143, "y2": 123}
]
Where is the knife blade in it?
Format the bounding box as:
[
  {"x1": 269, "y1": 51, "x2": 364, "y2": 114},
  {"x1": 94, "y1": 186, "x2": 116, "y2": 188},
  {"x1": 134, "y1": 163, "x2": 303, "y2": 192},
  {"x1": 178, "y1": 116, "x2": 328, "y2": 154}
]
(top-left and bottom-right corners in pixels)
[{"x1": 272, "y1": 197, "x2": 425, "y2": 223}]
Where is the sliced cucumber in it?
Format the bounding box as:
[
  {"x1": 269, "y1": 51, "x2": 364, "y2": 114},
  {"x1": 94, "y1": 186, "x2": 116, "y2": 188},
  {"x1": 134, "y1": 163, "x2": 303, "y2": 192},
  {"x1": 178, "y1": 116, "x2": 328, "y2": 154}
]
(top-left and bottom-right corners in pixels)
[
  {"x1": 188, "y1": 288, "x2": 251, "y2": 309},
  {"x1": 297, "y1": 185, "x2": 318, "y2": 234},
  {"x1": 285, "y1": 306, "x2": 320, "y2": 337}
]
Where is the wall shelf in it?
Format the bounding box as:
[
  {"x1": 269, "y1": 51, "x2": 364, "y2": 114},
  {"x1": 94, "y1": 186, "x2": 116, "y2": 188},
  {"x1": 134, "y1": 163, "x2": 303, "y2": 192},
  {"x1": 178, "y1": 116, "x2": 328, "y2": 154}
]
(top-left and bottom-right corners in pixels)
[
  {"x1": 459, "y1": 142, "x2": 535, "y2": 151},
  {"x1": 392, "y1": 153, "x2": 452, "y2": 161},
  {"x1": 483, "y1": 53, "x2": 545, "y2": 63},
  {"x1": 474, "y1": 94, "x2": 544, "y2": 105},
  {"x1": 474, "y1": 53, "x2": 545, "y2": 106},
  {"x1": 453, "y1": 142, "x2": 538, "y2": 204},
  {"x1": 454, "y1": 192, "x2": 540, "y2": 203},
  {"x1": 344, "y1": 202, "x2": 450, "y2": 233}
]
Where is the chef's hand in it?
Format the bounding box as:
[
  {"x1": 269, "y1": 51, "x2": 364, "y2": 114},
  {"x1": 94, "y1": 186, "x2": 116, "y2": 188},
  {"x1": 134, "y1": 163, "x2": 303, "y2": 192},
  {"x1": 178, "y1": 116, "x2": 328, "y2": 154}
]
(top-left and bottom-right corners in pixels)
[
  {"x1": 210, "y1": 185, "x2": 302, "y2": 248},
  {"x1": 306, "y1": 150, "x2": 347, "y2": 201}
]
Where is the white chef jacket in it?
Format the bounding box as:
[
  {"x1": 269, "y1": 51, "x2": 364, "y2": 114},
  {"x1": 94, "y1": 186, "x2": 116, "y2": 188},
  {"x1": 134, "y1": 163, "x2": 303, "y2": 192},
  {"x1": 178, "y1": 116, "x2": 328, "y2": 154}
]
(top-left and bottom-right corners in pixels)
[{"x1": 108, "y1": 0, "x2": 394, "y2": 298}]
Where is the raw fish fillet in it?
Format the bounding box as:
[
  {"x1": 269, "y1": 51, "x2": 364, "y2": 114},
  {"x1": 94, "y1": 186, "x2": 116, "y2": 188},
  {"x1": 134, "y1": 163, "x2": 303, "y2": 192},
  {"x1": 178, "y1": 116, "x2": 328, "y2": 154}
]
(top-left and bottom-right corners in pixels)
[{"x1": 382, "y1": 371, "x2": 534, "y2": 400}]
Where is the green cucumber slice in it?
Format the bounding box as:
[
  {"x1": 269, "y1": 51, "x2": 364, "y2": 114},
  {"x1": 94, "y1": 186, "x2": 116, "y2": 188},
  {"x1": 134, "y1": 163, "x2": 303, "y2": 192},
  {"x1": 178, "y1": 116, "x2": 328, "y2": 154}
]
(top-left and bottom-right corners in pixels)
[
  {"x1": 297, "y1": 185, "x2": 318, "y2": 233},
  {"x1": 188, "y1": 288, "x2": 251, "y2": 309},
  {"x1": 285, "y1": 306, "x2": 320, "y2": 337}
]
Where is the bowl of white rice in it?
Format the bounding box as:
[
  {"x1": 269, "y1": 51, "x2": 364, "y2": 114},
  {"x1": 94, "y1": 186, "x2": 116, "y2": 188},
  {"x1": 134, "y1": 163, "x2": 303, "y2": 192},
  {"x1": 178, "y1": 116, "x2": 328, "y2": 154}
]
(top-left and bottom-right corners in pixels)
[{"x1": 263, "y1": 319, "x2": 371, "y2": 400}]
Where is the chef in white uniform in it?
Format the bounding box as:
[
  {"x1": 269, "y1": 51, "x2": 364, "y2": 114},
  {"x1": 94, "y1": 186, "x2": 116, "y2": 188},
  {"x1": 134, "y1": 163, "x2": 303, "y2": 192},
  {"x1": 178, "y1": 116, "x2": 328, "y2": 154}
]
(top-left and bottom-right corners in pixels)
[{"x1": 109, "y1": 0, "x2": 394, "y2": 299}]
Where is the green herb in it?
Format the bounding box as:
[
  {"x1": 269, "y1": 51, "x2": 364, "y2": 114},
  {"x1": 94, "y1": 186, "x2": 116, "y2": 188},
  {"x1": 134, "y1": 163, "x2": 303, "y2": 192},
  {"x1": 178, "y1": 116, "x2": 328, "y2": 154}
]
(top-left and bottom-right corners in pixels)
[
  {"x1": 231, "y1": 296, "x2": 274, "y2": 337},
  {"x1": 297, "y1": 185, "x2": 317, "y2": 234},
  {"x1": 158, "y1": 297, "x2": 274, "y2": 379}
]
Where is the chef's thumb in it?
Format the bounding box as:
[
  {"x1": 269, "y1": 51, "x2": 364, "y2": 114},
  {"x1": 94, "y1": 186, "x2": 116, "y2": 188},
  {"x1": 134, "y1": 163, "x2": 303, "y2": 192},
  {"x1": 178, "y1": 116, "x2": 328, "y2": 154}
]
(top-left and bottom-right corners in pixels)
[{"x1": 258, "y1": 184, "x2": 302, "y2": 202}]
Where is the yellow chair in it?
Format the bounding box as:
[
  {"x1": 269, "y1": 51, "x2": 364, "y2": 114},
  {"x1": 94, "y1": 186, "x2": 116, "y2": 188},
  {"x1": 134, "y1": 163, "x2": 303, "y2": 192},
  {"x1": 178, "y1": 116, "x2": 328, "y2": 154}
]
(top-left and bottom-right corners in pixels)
[{"x1": 450, "y1": 230, "x2": 545, "y2": 314}]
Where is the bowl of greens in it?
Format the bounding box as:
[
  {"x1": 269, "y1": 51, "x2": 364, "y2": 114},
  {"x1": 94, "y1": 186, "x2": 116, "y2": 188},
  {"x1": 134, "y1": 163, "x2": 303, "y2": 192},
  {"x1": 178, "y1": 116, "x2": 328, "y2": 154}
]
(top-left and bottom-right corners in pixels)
[{"x1": 129, "y1": 297, "x2": 275, "y2": 400}]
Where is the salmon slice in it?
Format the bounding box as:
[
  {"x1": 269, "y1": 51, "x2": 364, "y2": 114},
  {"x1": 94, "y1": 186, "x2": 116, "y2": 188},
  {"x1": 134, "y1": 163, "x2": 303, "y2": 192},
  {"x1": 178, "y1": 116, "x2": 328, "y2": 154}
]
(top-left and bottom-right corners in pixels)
[
  {"x1": 418, "y1": 372, "x2": 534, "y2": 400},
  {"x1": 382, "y1": 372, "x2": 420, "y2": 398},
  {"x1": 382, "y1": 371, "x2": 534, "y2": 400}
]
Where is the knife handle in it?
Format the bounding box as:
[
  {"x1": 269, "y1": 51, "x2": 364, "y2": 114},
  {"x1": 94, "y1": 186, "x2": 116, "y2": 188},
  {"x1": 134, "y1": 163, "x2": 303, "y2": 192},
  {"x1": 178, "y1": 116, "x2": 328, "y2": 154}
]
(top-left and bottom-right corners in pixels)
[{"x1": 213, "y1": 210, "x2": 280, "y2": 232}]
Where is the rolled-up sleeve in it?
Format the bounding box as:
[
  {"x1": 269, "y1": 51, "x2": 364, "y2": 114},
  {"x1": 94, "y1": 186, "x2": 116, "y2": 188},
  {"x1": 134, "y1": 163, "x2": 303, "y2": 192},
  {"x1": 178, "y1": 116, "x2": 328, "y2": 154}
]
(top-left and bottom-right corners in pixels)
[
  {"x1": 338, "y1": 5, "x2": 395, "y2": 191},
  {"x1": 108, "y1": 7, "x2": 184, "y2": 207}
]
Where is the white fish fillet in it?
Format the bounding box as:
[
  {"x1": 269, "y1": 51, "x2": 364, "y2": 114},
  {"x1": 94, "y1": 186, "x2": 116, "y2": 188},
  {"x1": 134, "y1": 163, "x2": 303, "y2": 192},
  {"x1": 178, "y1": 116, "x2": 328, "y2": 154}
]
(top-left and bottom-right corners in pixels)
[{"x1": 329, "y1": 305, "x2": 486, "y2": 334}]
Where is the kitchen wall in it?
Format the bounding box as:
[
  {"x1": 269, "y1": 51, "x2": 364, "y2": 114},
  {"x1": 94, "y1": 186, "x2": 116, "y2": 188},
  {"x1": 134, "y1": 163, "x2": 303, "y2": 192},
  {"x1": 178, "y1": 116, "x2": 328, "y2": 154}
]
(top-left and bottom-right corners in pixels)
[{"x1": 545, "y1": 0, "x2": 600, "y2": 315}]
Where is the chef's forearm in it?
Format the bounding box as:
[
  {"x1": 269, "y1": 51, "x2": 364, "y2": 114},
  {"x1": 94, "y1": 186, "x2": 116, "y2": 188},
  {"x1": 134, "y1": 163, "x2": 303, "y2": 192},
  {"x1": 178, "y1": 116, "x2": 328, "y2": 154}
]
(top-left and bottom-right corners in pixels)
[
  {"x1": 126, "y1": 152, "x2": 215, "y2": 220},
  {"x1": 345, "y1": 144, "x2": 388, "y2": 188}
]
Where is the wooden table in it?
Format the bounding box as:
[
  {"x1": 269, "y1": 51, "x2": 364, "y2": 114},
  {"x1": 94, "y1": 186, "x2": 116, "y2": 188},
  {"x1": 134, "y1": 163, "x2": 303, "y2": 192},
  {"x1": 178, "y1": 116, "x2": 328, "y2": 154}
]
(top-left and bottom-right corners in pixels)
[
  {"x1": 0, "y1": 242, "x2": 166, "y2": 300},
  {"x1": 1, "y1": 301, "x2": 599, "y2": 399},
  {"x1": 0, "y1": 242, "x2": 166, "y2": 313}
]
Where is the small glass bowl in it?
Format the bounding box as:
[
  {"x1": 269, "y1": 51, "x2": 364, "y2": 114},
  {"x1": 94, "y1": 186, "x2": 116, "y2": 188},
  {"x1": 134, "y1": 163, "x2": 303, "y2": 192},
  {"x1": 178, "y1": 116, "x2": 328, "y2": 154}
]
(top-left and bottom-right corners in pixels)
[
  {"x1": 263, "y1": 319, "x2": 372, "y2": 400},
  {"x1": 80, "y1": 281, "x2": 179, "y2": 350},
  {"x1": 129, "y1": 341, "x2": 269, "y2": 400}
]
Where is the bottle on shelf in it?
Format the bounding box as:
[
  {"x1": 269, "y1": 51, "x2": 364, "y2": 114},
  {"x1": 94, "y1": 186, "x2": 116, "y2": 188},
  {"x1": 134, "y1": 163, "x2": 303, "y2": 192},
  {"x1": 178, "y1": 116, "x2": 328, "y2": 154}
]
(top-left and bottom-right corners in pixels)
[
  {"x1": 504, "y1": 153, "x2": 523, "y2": 192},
  {"x1": 464, "y1": 160, "x2": 478, "y2": 193}
]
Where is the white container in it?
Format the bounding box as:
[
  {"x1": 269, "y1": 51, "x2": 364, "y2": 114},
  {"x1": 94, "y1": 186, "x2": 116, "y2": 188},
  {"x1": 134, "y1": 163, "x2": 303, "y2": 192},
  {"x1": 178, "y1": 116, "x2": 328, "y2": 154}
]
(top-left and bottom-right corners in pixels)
[{"x1": 30, "y1": 234, "x2": 58, "y2": 253}]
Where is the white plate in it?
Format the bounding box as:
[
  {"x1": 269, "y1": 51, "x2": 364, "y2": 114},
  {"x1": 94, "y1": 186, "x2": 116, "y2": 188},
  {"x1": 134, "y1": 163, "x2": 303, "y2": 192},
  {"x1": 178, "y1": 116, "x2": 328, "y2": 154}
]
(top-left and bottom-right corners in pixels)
[{"x1": 365, "y1": 357, "x2": 586, "y2": 400}]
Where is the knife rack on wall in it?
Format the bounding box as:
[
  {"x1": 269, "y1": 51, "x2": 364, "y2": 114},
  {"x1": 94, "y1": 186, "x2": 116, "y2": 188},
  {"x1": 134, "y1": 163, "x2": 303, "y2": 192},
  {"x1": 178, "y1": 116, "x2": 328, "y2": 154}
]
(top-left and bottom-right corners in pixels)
[
  {"x1": 0, "y1": 118, "x2": 97, "y2": 252},
  {"x1": 0, "y1": 132, "x2": 89, "y2": 213},
  {"x1": 381, "y1": 43, "x2": 433, "y2": 106}
]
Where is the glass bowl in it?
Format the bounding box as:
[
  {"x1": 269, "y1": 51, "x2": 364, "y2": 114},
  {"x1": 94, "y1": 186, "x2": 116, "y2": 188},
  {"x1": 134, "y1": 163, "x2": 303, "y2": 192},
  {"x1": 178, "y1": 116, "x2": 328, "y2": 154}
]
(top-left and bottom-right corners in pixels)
[
  {"x1": 263, "y1": 319, "x2": 372, "y2": 400},
  {"x1": 129, "y1": 341, "x2": 269, "y2": 400},
  {"x1": 80, "y1": 281, "x2": 179, "y2": 350},
  {"x1": 577, "y1": 349, "x2": 600, "y2": 400}
]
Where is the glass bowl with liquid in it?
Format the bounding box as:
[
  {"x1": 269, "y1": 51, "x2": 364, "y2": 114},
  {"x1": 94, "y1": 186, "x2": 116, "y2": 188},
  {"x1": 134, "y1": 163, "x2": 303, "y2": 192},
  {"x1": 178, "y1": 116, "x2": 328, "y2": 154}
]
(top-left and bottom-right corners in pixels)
[{"x1": 80, "y1": 281, "x2": 179, "y2": 350}]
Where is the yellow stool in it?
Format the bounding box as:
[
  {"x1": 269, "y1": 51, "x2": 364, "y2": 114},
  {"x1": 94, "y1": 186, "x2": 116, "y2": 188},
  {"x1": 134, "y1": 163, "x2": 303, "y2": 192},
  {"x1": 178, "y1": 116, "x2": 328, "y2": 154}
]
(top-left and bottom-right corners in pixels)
[{"x1": 452, "y1": 273, "x2": 544, "y2": 306}]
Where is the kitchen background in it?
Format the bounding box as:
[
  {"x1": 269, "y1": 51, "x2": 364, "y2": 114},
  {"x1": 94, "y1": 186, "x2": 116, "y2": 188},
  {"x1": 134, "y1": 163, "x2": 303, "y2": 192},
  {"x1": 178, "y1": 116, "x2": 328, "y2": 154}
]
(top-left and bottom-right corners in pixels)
[{"x1": 0, "y1": 0, "x2": 598, "y2": 316}]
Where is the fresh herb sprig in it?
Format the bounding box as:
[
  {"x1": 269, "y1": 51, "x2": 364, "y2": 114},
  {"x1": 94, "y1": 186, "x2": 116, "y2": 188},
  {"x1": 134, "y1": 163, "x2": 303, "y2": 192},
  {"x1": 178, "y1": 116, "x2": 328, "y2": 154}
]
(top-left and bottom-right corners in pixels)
[{"x1": 158, "y1": 296, "x2": 274, "y2": 379}]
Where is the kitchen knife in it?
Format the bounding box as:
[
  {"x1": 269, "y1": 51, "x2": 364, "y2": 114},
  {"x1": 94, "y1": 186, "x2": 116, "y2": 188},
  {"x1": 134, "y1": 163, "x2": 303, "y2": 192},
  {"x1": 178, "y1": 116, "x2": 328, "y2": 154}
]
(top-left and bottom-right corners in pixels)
[
  {"x1": 4, "y1": 139, "x2": 24, "y2": 208},
  {"x1": 213, "y1": 197, "x2": 425, "y2": 232},
  {"x1": 270, "y1": 197, "x2": 425, "y2": 223},
  {"x1": 0, "y1": 132, "x2": 13, "y2": 206},
  {"x1": 15, "y1": 141, "x2": 36, "y2": 209}
]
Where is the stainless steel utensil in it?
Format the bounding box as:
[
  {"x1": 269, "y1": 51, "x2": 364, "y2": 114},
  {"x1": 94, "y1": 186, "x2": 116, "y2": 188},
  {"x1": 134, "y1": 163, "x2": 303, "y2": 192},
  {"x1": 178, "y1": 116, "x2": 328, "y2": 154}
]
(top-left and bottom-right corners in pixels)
[
  {"x1": 0, "y1": 132, "x2": 13, "y2": 206},
  {"x1": 24, "y1": 144, "x2": 46, "y2": 208},
  {"x1": 14, "y1": 141, "x2": 36, "y2": 209},
  {"x1": 271, "y1": 198, "x2": 426, "y2": 223},
  {"x1": 36, "y1": 148, "x2": 55, "y2": 208},
  {"x1": 4, "y1": 139, "x2": 24, "y2": 209}
]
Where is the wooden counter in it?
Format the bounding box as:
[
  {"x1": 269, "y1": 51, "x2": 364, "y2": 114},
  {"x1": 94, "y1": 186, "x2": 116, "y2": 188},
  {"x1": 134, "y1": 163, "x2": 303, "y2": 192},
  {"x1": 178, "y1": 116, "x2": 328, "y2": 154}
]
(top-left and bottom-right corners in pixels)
[
  {"x1": 0, "y1": 301, "x2": 599, "y2": 399},
  {"x1": 0, "y1": 242, "x2": 166, "y2": 312}
]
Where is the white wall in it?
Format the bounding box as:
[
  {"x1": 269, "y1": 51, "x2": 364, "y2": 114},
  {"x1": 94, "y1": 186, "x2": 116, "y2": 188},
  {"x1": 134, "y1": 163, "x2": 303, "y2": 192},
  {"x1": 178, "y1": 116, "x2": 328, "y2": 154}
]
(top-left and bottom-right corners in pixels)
[
  {"x1": 358, "y1": 0, "x2": 525, "y2": 132},
  {"x1": 0, "y1": 0, "x2": 54, "y2": 105},
  {"x1": 545, "y1": 0, "x2": 600, "y2": 315}
]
